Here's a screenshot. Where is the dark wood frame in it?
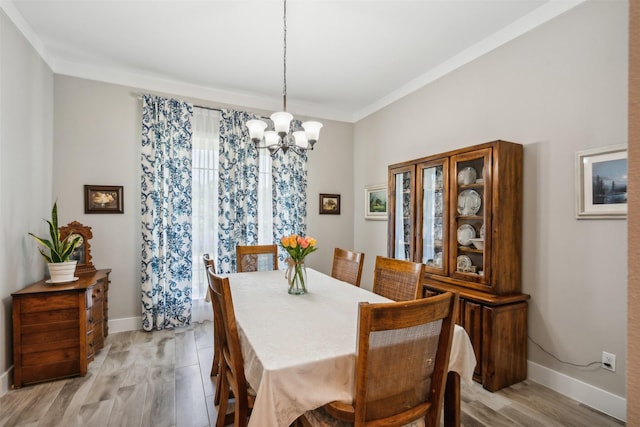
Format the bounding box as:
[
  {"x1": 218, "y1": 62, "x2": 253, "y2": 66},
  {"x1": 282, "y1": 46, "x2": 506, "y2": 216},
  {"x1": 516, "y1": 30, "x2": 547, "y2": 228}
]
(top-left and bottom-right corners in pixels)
[
  {"x1": 84, "y1": 185, "x2": 124, "y2": 214},
  {"x1": 319, "y1": 193, "x2": 341, "y2": 215},
  {"x1": 59, "y1": 221, "x2": 97, "y2": 275}
]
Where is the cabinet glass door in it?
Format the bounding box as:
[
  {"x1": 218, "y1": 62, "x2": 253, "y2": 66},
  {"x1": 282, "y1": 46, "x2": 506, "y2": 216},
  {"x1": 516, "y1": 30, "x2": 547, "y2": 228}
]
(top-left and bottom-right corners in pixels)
[
  {"x1": 450, "y1": 148, "x2": 492, "y2": 285},
  {"x1": 388, "y1": 165, "x2": 414, "y2": 261},
  {"x1": 416, "y1": 159, "x2": 448, "y2": 274}
]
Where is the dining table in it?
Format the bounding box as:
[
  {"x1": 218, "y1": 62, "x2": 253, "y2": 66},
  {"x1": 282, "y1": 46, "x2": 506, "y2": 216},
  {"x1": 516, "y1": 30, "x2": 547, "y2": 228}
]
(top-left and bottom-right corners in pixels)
[{"x1": 222, "y1": 268, "x2": 476, "y2": 427}]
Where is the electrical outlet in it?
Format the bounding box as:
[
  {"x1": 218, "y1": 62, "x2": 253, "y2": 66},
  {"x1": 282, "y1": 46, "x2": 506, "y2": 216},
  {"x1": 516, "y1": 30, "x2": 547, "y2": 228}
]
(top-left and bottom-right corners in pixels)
[{"x1": 602, "y1": 351, "x2": 616, "y2": 372}]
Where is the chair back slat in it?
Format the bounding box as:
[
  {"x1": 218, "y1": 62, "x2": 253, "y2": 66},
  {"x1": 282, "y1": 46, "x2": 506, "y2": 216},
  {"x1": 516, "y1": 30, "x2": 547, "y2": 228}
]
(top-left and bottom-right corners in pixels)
[
  {"x1": 236, "y1": 244, "x2": 279, "y2": 272},
  {"x1": 331, "y1": 248, "x2": 365, "y2": 287},
  {"x1": 372, "y1": 256, "x2": 424, "y2": 301}
]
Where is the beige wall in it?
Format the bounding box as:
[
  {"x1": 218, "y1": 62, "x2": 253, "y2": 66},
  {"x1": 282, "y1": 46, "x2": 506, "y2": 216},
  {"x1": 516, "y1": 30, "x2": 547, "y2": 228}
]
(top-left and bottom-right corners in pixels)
[
  {"x1": 354, "y1": 0, "x2": 628, "y2": 399},
  {"x1": 627, "y1": 0, "x2": 638, "y2": 423},
  {"x1": 52, "y1": 75, "x2": 355, "y2": 326},
  {"x1": 0, "y1": 10, "x2": 54, "y2": 382},
  {"x1": 1, "y1": 0, "x2": 634, "y2": 418}
]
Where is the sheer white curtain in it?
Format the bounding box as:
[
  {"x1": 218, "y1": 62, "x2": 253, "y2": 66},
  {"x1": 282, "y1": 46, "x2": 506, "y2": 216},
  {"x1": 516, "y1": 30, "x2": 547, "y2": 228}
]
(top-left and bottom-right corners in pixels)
[
  {"x1": 192, "y1": 107, "x2": 219, "y2": 323},
  {"x1": 258, "y1": 146, "x2": 274, "y2": 244},
  {"x1": 191, "y1": 107, "x2": 272, "y2": 307}
]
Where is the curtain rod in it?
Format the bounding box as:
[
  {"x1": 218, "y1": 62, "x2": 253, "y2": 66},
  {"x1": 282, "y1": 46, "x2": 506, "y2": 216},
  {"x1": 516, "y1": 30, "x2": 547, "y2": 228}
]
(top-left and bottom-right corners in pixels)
[
  {"x1": 194, "y1": 104, "x2": 222, "y2": 113},
  {"x1": 132, "y1": 92, "x2": 270, "y2": 120}
]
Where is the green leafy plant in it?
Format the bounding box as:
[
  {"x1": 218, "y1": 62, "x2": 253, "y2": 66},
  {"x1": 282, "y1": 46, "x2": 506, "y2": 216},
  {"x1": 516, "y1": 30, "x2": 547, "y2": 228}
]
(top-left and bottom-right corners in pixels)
[{"x1": 28, "y1": 201, "x2": 81, "y2": 263}]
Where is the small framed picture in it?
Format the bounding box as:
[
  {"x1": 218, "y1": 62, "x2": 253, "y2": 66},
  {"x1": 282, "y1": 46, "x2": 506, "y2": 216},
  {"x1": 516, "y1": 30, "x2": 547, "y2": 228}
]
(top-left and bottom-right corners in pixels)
[
  {"x1": 85, "y1": 185, "x2": 124, "y2": 214},
  {"x1": 365, "y1": 184, "x2": 387, "y2": 220},
  {"x1": 319, "y1": 193, "x2": 341, "y2": 215},
  {"x1": 575, "y1": 144, "x2": 627, "y2": 219}
]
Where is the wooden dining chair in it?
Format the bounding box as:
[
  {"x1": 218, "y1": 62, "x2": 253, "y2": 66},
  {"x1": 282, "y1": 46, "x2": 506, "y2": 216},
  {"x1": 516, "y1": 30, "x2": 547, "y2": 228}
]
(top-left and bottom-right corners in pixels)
[
  {"x1": 330, "y1": 248, "x2": 365, "y2": 287},
  {"x1": 298, "y1": 292, "x2": 458, "y2": 427},
  {"x1": 207, "y1": 269, "x2": 255, "y2": 427},
  {"x1": 203, "y1": 254, "x2": 224, "y2": 407},
  {"x1": 371, "y1": 256, "x2": 425, "y2": 301},
  {"x1": 236, "y1": 244, "x2": 279, "y2": 272}
]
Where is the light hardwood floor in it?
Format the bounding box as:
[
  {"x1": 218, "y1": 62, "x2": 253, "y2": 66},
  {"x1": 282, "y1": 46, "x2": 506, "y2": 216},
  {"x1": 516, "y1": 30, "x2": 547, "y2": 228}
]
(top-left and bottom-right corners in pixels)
[{"x1": 0, "y1": 320, "x2": 624, "y2": 427}]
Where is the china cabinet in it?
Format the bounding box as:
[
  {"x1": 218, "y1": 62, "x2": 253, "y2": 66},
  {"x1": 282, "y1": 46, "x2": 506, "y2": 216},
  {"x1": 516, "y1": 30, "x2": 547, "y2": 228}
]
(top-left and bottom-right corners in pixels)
[
  {"x1": 388, "y1": 140, "x2": 529, "y2": 391},
  {"x1": 11, "y1": 269, "x2": 111, "y2": 388}
]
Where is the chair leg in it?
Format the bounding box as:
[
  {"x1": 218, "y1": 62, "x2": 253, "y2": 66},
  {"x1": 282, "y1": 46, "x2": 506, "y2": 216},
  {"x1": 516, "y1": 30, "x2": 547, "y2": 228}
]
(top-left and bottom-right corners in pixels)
[
  {"x1": 214, "y1": 360, "x2": 222, "y2": 405},
  {"x1": 233, "y1": 383, "x2": 249, "y2": 427},
  {"x1": 215, "y1": 366, "x2": 230, "y2": 427},
  {"x1": 211, "y1": 345, "x2": 220, "y2": 377}
]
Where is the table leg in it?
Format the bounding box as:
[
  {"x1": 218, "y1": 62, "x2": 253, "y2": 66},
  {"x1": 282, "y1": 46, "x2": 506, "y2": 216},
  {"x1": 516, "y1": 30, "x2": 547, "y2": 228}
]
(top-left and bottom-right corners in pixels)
[{"x1": 443, "y1": 371, "x2": 460, "y2": 427}]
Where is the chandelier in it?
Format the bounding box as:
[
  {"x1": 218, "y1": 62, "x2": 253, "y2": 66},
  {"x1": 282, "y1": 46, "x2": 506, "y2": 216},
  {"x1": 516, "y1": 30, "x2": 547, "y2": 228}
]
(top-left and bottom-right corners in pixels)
[{"x1": 245, "y1": 0, "x2": 322, "y2": 157}]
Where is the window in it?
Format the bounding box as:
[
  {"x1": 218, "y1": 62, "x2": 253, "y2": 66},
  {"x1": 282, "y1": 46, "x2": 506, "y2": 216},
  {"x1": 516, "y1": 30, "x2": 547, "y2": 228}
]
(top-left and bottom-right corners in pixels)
[
  {"x1": 191, "y1": 107, "x2": 274, "y2": 299},
  {"x1": 192, "y1": 108, "x2": 219, "y2": 299}
]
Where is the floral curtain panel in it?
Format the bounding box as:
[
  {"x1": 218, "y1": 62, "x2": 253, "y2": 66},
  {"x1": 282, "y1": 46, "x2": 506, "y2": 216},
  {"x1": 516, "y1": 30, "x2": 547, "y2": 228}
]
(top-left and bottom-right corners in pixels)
[
  {"x1": 218, "y1": 109, "x2": 261, "y2": 273},
  {"x1": 272, "y1": 120, "x2": 308, "y2": 266},
  {"x1": 141, "y1": 95, "x2": 194, "y2": 331}
]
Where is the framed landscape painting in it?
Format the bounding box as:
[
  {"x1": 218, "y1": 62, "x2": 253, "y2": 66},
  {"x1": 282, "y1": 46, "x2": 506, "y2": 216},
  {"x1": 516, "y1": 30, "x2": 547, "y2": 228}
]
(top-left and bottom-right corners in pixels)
[
  {"x1": 365, "y1": 184, "x2": 387, "y2": 220},
  {"x1": 85, "y1": 185, "x2": 124, "y2": 214},
  {"x1": 319, "y1": 193, "x2": 340, "y2": 214},
  {"x1": 575, "y1": 144, "x2": 627, "y2": 219}
]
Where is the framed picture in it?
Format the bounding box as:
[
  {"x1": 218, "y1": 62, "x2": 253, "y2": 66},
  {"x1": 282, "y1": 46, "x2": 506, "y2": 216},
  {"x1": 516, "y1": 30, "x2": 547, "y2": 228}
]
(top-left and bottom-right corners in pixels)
[
  {"x1": 575, "y1": 144, "x2": 627, "y2": 219},
  {"x1": 85, "y1": 185, "x2": 124, "y2": 214},
  {"x1": 319, "y1": 193, "x2": 341, "y2": 215},
  {"x1": 365, "y1": 184, "x2": 388, "y2": 220}
]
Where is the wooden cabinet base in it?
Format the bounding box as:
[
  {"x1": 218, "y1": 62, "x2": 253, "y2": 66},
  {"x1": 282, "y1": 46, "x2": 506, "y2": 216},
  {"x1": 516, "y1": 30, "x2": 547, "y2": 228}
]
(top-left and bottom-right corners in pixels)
[
  {"x1": 12, "y1": 269, "x2": 111, "y2": 388},
  {"x1": 426, "y1": 281, "x2": 529, "y2": 392},
  {"x1": 482, "y1": 302, "x2": 528, "y2": 392}
]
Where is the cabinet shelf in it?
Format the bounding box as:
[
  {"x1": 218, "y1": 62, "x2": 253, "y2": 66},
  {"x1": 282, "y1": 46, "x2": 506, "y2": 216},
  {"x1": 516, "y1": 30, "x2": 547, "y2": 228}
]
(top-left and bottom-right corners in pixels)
[
  {"x1": 459, "y1": 246, "x2": 483, "y2": 254},
  {"x1": 456, "y1": 215, "x2": 483, "y2": 220},
  {"x1": 458, "y1": 183, "x2": 484, "y2": 189}
]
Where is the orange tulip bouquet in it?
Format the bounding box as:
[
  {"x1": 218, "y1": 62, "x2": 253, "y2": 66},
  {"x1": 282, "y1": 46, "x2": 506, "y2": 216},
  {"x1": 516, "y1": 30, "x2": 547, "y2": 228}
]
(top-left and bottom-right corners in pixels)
[{"x1": 280, "y1": 234, "x2": 318, "y2": 295}]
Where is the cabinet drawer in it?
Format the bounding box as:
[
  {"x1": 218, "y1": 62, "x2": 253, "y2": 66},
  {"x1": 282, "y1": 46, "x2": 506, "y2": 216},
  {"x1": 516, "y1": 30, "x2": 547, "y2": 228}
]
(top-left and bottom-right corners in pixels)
[
  {"x1": 18, "y1": 294, "x2": 78, "y2": 313},
  {"x1": 92, "y1": 321, "x2": 103, "y2": 341},
  {"x1": 86, "y1": 308, "x2": 93, "y2": 329},
  {"x1": 86, "y1": 330, "x2": 95, "y2": 360},
  {"x1": 21, "y1": 308, "x2": 79, "y2": 326},
  {"x1": 21, "y1": 336, "x2": 80, "y2": 355},
  {"x1": 21, "y1": 324, "x2": 79, "y2": 347},
  {"x1": 20, "y1": 361, "x2": 82, "y2": 385},
  {"x1": 91, "y1": 284, "x2": 103, "y2": 301},
  {"x1": 21, "y1": 345, "x2": 80, "y2": 366},
  {"x1": 91, "y1": 303, "x2": 103, "y2": 323}
]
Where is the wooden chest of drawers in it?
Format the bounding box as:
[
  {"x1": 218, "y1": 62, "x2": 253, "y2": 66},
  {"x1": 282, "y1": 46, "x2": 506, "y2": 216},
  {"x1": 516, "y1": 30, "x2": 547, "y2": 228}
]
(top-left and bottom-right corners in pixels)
[{"x1": 11, "y1": 269, "x2": 111, "y2": 388}]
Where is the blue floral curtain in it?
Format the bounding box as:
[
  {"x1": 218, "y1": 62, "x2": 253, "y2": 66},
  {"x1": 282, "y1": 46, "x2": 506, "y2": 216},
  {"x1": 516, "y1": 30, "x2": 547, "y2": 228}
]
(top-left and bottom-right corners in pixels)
[
  {"x1": 272, "y1": 120, "x2": 309, "y2": 265},
  {"x1": 218, "y1": 109, "x2": 260, "y2": 273},
  {"x1": 141, "y1": 95, "x2": 194, "y2": 331}
]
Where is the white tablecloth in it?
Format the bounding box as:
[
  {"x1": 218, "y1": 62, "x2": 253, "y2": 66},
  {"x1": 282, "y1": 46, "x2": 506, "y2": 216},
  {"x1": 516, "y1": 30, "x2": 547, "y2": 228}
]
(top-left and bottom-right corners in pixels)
[{"x1": 225, "y1": 269, "x2": 476, "y2": 427}]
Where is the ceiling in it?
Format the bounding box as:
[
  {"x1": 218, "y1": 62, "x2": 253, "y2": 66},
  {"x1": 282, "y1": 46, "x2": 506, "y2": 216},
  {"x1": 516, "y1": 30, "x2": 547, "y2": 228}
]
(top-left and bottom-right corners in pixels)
[{"x1": 3, "y1": 0, "x2": 584, "y2": 122}]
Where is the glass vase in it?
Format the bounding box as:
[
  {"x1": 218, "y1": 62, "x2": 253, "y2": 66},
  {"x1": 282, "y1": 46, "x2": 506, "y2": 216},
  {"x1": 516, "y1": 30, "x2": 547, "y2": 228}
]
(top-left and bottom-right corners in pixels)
[{"x1": 286, "y1": 258, "x2": 307, "y2": 295}]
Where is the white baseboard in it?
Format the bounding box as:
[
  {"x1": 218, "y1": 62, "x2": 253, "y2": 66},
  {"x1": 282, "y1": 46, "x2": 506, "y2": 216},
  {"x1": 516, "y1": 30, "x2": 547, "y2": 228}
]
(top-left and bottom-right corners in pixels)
[
  {"x1": 0, "y1": 366, "x2": 11, "y2": 397},
  {"x1": 527, "y1": 360, "x2": 626, "y2": 422},
  {"x1": 108, "y1": 316, "x2": 142, "y2": 333}
]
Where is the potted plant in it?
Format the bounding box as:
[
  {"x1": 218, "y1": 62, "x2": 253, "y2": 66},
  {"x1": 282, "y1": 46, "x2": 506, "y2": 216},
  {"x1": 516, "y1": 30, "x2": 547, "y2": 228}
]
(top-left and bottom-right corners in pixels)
[{"x1": 29, "y1": 201, "x2": 81, "y2": 283}]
